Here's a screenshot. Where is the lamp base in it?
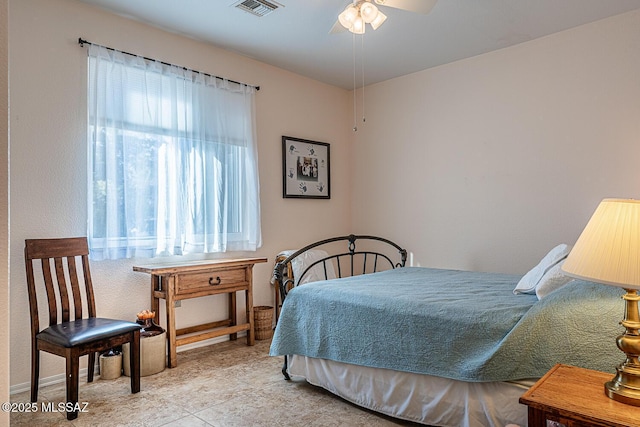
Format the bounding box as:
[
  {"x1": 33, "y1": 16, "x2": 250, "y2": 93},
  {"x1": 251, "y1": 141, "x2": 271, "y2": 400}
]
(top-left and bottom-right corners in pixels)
[
  {"x1": 605, "y1": 364, "x2": 640, "y2": 406},
  {"x1": 605, "y1": 289, "x2": 640, "y2": 406}
]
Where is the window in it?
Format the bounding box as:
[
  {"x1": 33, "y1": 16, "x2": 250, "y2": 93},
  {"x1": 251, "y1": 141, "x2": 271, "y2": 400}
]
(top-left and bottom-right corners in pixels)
[{"x1": 87, "y1": 45, "x2": 261, "y2": 260}]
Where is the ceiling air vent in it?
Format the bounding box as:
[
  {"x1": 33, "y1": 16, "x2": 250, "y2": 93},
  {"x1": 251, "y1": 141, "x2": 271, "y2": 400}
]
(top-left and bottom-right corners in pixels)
[{"x1": 232, "y1": 0, "x2": 283, "y2": 17}]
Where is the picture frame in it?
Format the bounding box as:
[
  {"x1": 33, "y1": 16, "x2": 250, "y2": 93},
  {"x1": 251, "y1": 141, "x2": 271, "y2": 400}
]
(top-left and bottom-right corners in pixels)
[{"x1": 282, "y1": 136, "x2": 330, "y2": 199}]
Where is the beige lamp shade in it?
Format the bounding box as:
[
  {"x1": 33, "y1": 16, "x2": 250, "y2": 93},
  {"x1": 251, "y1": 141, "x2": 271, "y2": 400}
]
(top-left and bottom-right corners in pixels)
[{"x1": 562, "y1": 198, "x2": 640, "y2": 289}]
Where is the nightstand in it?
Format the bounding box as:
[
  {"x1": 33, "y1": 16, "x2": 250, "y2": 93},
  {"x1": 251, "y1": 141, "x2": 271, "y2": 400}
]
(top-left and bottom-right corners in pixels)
[{"x1": 519, "y1": 364, "x2": 640, "y2": 427}]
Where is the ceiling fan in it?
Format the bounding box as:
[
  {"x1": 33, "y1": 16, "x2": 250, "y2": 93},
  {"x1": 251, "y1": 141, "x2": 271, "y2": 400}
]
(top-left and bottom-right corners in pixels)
[{"x1": 331, "y1": 0, "x2": 438, "y2": 34}]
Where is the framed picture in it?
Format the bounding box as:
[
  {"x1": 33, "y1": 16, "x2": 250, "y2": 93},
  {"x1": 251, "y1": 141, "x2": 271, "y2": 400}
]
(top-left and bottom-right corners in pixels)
[{"x1": 282, "y1": 136, "x2": 330, "y2": 199}]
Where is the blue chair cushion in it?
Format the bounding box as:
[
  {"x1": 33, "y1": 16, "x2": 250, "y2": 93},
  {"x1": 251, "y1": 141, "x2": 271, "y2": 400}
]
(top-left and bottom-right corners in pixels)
[{"x1": 37, "y1": 318, "x2": 141, "y2": 348}]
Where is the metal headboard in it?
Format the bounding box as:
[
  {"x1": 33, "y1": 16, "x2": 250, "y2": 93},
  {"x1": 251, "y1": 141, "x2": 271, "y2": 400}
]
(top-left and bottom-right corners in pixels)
[{"x1": 272, "y1": 234, "x2": 407, "y2": 304}]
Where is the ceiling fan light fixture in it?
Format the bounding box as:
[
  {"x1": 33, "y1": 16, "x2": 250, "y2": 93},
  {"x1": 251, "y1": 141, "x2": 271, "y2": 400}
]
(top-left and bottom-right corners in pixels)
[
  {"x1": 360, "y1": 2, "x2": 379, "y2": 23},
  {"x1": 334, "y1": 0, "x2": 438, "y2": 34},
  {"x1": 338, "y1": 5, "x2": 359, "y2": 29},
  {"x1": 370, "y1": 10, "x2": 387, "y2": 30}
]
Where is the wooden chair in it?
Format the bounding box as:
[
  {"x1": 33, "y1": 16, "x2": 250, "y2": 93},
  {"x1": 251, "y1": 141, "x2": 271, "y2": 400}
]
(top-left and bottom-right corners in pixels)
[{"x1": 24, "y1": 237, "x2": 141, "y2": 420}]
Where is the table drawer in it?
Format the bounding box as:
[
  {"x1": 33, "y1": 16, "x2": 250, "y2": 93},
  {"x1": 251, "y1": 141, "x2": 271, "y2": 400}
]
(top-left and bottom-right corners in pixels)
[{"x1": 177, "y1": 268, "x2": 247, "y2": 295}]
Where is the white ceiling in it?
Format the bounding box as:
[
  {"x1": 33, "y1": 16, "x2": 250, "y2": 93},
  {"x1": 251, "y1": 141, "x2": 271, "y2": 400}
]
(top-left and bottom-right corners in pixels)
[{"x1": 76, "y1": 0, "x2": 640, "y2": 89}]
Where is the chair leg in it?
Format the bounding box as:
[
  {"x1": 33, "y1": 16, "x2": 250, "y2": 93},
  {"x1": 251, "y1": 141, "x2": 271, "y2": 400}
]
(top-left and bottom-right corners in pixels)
[
  {"x1": 30, "y1": 345, "x2": 39, "y2": 402},
  {"x1": 65, "y1": 353, "x2": 80, "y2": 421},
  {"x1": 129, "y1": 330, "x2": 141, "y2": 394},
  {"x1": 87, "y1": 351, "x2": 96, "y2": 383}
]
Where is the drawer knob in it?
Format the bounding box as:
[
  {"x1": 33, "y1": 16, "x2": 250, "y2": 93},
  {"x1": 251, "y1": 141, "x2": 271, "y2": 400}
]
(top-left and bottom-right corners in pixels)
[{"x1": 209, "y1": 276, "x2": 221, "y2": 286}]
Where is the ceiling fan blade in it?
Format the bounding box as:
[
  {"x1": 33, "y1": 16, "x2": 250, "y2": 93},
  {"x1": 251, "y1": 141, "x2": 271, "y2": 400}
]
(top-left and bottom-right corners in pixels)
[
  {"x1": 329, "y1": 19, "x2": 347, "y2": 34},
  {"x1": 374, "y1": 0, "x2": 437, "y2": 15}
]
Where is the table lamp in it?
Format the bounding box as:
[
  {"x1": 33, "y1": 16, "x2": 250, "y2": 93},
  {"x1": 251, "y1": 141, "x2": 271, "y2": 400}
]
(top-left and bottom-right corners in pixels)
[{"x1": 562, "y1": 198, "x2": 640, "y2": 406}]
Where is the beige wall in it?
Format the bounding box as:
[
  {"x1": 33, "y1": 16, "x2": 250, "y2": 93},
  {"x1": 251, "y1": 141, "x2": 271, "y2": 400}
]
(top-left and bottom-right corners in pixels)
[
  {"x1": 1, "y1": 0, "x2": 10, "y2": 420},
  {"x1": 9, "y1": 0, "x2": 352, "y2": 388},
  {"x1": 352, "y1": 10, "x2": 640, "y2": 275}
]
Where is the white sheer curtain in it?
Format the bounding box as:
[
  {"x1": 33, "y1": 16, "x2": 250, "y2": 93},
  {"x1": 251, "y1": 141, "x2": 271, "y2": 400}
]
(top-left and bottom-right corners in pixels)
[{"x1": 87, "y1": 45, "x2": 261, "y2": 260}]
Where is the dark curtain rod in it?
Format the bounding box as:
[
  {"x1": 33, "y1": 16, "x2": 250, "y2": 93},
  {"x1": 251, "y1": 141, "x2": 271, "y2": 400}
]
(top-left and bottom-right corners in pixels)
[{"x1": 78, "y1": 38, "x2": 260, "y2": 91}]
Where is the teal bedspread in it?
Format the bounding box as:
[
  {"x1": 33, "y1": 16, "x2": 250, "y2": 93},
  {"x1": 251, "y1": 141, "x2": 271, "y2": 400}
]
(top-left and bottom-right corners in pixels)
[{"x1": 269, "y1": 267, "x2": 623, "y2": 382}]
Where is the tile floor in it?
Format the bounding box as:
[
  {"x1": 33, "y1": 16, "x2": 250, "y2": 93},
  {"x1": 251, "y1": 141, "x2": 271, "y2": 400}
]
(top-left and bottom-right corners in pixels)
[{"x1": 10, "y1": 338, "x2": 420, "y2": 426}]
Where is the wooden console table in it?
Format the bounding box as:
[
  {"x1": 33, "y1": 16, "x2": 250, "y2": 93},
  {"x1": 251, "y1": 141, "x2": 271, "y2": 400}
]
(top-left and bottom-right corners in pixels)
[{"x1": 133, "y1": 257, "x2": 267, "y2": 368}]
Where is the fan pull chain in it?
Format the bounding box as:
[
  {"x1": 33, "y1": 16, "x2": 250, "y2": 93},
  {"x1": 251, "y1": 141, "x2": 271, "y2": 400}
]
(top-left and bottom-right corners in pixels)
[
  {"x1": 361, "y1": 33, "x2": 366, "y2": 125},
  {"x1": 352, "y1": 32, "x2": 358, "y2": 132}
]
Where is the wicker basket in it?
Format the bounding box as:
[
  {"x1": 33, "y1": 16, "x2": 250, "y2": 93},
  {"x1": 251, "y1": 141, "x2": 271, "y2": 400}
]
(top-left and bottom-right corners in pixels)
[{"x1": 254, "y1": 305, "x2": 274, "y2": 340}]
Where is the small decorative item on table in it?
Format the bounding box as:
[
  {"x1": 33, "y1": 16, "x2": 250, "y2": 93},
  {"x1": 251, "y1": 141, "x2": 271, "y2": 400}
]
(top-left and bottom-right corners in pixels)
[{"x1": 123, "y1": 309, "x2": 167, "y2": 377}]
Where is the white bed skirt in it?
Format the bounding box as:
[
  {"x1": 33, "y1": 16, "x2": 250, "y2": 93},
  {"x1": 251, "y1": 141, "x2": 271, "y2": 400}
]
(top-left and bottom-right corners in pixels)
[{"x1": 288, "y1": 355, "x2": 533, "y2": 427}]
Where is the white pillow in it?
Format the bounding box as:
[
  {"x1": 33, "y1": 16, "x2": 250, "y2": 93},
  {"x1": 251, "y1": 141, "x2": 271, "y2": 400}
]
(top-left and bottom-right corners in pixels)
[
  {"x1": 513, "y1": 244, "x2": 571, "y2": 295},
  {"x1": 535, "y1": 260, "x2": 574, "y2": 299}
]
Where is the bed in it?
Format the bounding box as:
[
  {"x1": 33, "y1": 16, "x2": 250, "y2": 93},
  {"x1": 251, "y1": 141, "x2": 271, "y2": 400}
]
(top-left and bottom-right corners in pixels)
[{"x1": 269, "y1": 235, "x2": 624, "y2": 427}]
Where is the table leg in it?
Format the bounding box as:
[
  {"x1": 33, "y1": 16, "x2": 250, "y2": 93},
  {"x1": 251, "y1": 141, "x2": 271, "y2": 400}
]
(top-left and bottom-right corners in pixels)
[
  {"x1": 229, "y1": 292, "x2": 237, "y2": 341},
  {"x1": 247, "y1": 268, "x2": 255, "y2": 346},
  {"x1": 150, "y1": 276, "x2": 160, "y2": 322},
  {"x1": 165, "y1": 277, "x2": 177, "y2": 368},
  {"x1": 246, "y1": 289, "x2": 255, "y2": 346}
]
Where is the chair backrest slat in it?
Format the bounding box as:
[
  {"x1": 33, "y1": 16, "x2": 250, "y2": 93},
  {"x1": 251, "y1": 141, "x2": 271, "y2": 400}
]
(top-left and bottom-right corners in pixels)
[
  {"x1": 25, "y1": 256, "x2": 41, "y2": 336},
  {"x1": 81, "y1": 254, "x2": 96, "y2": 317},
  {"x1": 40, "y1": 258, "x2": 58, "y2": 326},
  {"x1": 53, "y1": 257, "x2": 71, "y2": 323},
  {"x1": 66, "y1": 255, "x2": 84, "y2": 319},
  {"x1": 25, "y1": 238, "x2": 95, "y2": 331}
]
